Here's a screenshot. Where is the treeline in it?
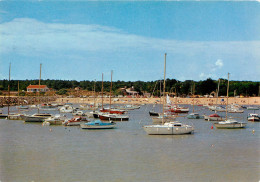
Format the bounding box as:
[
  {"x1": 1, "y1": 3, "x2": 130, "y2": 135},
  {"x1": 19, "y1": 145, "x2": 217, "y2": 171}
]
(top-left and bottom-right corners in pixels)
[{"x1": 0, "y1": 78, "x2": 259, "y2": 97}]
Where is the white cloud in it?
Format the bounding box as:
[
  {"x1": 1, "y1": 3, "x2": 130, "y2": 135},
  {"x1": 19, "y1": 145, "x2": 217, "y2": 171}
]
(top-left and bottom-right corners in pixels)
[
  {"x1": 215, "y1": 59, "x2": 223, "y2": 68},
  {"x1": 1, "y1": 18, "x2": 260, "y2": 58},
  {"x1": 0, "y1": 18, "x2": 260, "y2": 81}
]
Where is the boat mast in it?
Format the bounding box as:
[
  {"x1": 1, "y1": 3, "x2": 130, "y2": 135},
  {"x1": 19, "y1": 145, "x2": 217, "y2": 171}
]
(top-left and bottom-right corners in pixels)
[
  {"x1": 225, "y1": 73, "x2": 230, "y2": 120},
  {"x1": 93, "y1": 80, "x2": 96, "y2": 112},
  {"x1": 192, "y1": 82, "x2": 195, "y2": 113},
  {"x1": 162, "y1": 53, "x2": 166, "y2": 124},
  {"x1": 101, "y1": 73, "x2": 104, "y2": 110},
  {"x1": 18, "y1": 80, "x2": 20, "y2": 113},
  {"x1": 216, "y1": 79, "x2": 220, "y2": 105},
  {"x1": 160, "y1": 79, "x2": 162, "y2": 105},
  {"x1": 109, "y1": 70, "x2": 113, "y2": 110},
  {"x1": 8, "y1": 63, "x2": 11, "y2": 116},
  {"x1": 38, "y1": 63, "x2": 42, "y2": 114}
]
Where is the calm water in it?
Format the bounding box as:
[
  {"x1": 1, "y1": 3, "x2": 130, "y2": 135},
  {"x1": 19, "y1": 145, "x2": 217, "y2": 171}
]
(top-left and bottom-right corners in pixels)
[{"x1": 0, "y1": 104, "x2": 259, "y2": 182}]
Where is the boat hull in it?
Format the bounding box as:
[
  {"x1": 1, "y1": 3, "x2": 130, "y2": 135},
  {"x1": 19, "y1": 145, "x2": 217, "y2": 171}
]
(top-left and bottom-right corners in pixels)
[
  {"x1": 80, "y1": 122, "x2": 115, "y2": 129},
  {"x1": 24, "y1": 116, "x2": 49, "y2": 122},
  {"x1": 204, "y1": 116, "x2": 224, "y2": 121},
  {"x1": 99, "y1": 115, "x2": 129, "y2": 121},
  {"x1": 214, "y1": 123, "x2": 246, "y2": 129},
  {"x1": 149, "y1": 111, "x2": 159, "y2": 116},
  {"x1": 143, "y1": 125, "x2": 194, "y2": 135},
  {"x1": 0, "y1": 114, "x2": 8, "y2": 119},
  {"x1": 247, "y1": 117, "x2": 260, "y2": 122},
  {"x1": 8, "y1": 114, "x2": 24, "y2": 120}
]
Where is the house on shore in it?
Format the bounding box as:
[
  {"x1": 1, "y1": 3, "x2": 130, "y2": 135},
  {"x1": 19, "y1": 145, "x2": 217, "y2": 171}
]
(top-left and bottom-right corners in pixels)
[
  {"x1": 120, "y1": 86, "x2": 139, "y2": 96},
  {"x1": 27, "y1": 85, "x2": 50, "y2": 92}
]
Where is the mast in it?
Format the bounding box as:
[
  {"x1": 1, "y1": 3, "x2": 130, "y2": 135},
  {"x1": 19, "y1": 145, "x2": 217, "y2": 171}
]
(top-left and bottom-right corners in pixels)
[
  {"x1": 8, "y1": 63, "x2": 11, "y2": 116},
  {"x1": 192, "y1": 82, "x2": 195, "y2": 113},
  {"x1": 109, "y1": 70, "x2": 113, "y2": 110},
  {"x1": 18, "y1": 81, "x2": 20, "y2": 113},
  {"x1": 216, "y1": 79, "x2": 220, "y2": 105},
  {"x1": 225, "y1": 73, "x2": 230, "y2": 120},
  {"x1": 101, "y1": 73, "x2": 104, "y2": 110},
  {"x1": 162, "y1": 53, "x2": 166, "y2": 124},
  {"x1": 93, "y1": 80, "x2": 96, "y2": 112},
  {"x1": 160, "y1": 79, "x2": 162, "y2": 104},
  {"x1": 38, "y1": 63, "x2": 42, "y2": 114}
]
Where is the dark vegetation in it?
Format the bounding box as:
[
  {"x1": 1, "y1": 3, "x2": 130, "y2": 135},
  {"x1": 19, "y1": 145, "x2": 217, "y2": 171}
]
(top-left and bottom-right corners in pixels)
[{"x1": 0, "y1": 78, "x2": 259, "y2": 97}]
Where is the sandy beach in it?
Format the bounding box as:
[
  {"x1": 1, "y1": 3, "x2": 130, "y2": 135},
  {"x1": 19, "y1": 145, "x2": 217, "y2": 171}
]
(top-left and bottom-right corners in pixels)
[{"x1": 56, "y1": 96, "x2": 260, "y2": 106}]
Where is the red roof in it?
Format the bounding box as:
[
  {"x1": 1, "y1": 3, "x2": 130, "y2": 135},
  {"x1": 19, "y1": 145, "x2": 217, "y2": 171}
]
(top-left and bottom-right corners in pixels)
[{"x1": 27, "y1": 85, "x2": 48, "y2": 89}]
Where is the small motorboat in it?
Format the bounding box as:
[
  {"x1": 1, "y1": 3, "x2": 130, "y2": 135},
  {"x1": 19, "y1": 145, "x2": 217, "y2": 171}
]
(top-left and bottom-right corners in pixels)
[
  {"x1": 247, "y1": 113, "x2": 260, "y2": 122},
  {"x1": 204, "y1": 113, "x2": 224, "y2": 121},
  {"x1": 43, "y1": 115, "x2": 66, "y2": 125},
  {"x1": 80, "y1": 120, "x2": 116, "y2": 129},
  {"x1": 187, "y1": 113, "x2": 204, "y2": 119},
  {"x1": 63, "y1": 116, "x2": 89, "y2": 126},
  {"x1": 214, "y1": 119, "x2": 246, "y2": 129},
  {"x1": 149, "y1": 111, "x2": 159, "y2": 116},
  {"x1": 72, "y1": 110, "x2": 86, "y2": 116}
]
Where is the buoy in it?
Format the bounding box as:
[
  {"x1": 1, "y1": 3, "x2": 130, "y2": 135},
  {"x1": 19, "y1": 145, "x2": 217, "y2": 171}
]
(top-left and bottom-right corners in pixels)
[
  {"x1": 49, "y1": 128, "x2": 52, "y2": 132},
  {"x1": 211, "y1": 125, "x2": 214, "y2": 129},
  {"x1": 252, "y1": 129, "x2": 255, "y2": 134}
]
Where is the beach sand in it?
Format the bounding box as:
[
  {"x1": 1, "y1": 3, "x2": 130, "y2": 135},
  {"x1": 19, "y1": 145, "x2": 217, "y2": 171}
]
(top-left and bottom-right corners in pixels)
[{"x1": 56, "y1": 96, "x2": 260, "y2": 106}]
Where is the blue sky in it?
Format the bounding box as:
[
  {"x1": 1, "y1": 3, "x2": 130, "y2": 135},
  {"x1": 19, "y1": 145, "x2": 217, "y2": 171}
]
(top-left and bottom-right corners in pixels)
[{"x1": 0, "y1": 1, "x2": 259, "y2": 82}]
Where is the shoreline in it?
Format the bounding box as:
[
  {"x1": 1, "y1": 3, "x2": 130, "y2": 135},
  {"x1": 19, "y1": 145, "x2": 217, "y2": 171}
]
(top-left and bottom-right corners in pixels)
[{"x1": 56, "y1": 97, "x2": 260, "y2": 106}]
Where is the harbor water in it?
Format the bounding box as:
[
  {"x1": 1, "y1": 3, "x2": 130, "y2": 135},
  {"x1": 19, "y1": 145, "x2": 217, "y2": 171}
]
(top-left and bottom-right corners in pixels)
[{"x1": 0, "y1": 104, "x2": 259, "y2": 182}]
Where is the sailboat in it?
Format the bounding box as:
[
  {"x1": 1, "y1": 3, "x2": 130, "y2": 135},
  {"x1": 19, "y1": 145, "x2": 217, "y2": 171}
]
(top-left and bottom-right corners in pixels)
[
  {"x1": 80, "y1": 73, "x2": 116, "y2": 129},
  {"x1": 0, "y1": 63, "x2": 11, "y2": 119},
  {"x1": 149, "y1": 80, "x2": 161, "y2": 116},
  {"x1": 143, "y1": 53, "x2": 194, "y2": 135},
  {"x1": 99, "y1": 71, "x2": 129, "y2": 121},
  {"x1": 187, "y1": 84, "x2": 204, "y2": 119},
  {"x1": 203, "y1": 79, "x2": 225, "y2": 121},
  {"x1": 214, "y1": 73, "x2": 246, "y2": 129}
]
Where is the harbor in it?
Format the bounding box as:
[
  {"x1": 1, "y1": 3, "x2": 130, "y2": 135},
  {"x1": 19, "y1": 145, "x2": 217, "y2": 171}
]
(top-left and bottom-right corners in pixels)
[{"x1": 0, "y1": 103, "x2": 259, "y2": 181}]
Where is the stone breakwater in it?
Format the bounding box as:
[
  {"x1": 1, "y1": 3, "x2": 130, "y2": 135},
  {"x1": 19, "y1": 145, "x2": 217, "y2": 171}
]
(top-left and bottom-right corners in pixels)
[{"x1": 0, "y1": 96, "x2": 57, "y2": 107}]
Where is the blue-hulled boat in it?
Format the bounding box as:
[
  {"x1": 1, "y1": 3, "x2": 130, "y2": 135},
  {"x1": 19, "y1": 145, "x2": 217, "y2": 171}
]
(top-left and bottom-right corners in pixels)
[{"x1": 80, "y1": 120, "x2": 116, "y2": 129}]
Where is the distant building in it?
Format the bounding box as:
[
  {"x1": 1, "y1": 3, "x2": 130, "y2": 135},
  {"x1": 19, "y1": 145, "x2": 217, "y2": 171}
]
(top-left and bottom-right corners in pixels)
[
  {"x1": 27, "y1": 85, "x2": 50, "y2": 92},
  {"x1": 120, "y1": 86, "x2": 139, "y2": 96},
  {"x1": 74, "y1": 87, "x2": 82, "y2": 91}
]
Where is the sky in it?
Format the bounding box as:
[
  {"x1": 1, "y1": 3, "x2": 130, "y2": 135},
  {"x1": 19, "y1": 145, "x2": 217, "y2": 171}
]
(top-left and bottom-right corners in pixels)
[{"x1": 0, "y1": 1, "x2": 260, "y2": 82}]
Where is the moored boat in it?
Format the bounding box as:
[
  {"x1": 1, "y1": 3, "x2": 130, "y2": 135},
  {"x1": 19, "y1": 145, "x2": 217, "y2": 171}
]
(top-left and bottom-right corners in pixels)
[
  {"x1": 214, "y1": 119, "x2": 246, "y2": 129},
  {"x1": 149, "y1": 111, "x2": 159, "y2": 116},
  {"x1": 72, "y1": 110, "x2": 86, "y2": 116},
  {"x1": 23, "y1": 113, "x2": 53, "y2": 122},
  {"x1": 247, "y1": 113, "x2": 260, "y2": 122},
  {"x1": 143, "y1": 122, "x2": 194, "y2": 135},
  {"x1": 214, "y1": 73, "x2": 246, "y2": 129},
  {"x1": 63, "y1": 116, "x2": 89, "y2": 126},
  {"x1": 59, "y1": 105, "x2": 75, "y2": 113},
  {"x1": 187, "y1": 113, "x2": 204, "y2": 119},
  {"x1": 43, "y1": 115, "x2": 66, "y2": 125},
  {"x1": 8, "y1": 113, "x2": 26, "y2": 120},
  {"x1": 99, "y1": 113, "x2": 129, "y2": 121},
  {"x1": 204, "y1": 113, "x2": 224, "y2": 121},
  {"x1": 80, "y1": 120, "x2": 116, "y2": 129}
]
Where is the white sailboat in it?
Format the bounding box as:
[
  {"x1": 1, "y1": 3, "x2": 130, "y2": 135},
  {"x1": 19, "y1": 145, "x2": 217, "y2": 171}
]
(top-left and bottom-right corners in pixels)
[
  {"x1": 143, "y1": 53, "x2": 194, "y2": 135},
  {"x1": 214, "y1": 73, "x2": 246, "y2": 129}
]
